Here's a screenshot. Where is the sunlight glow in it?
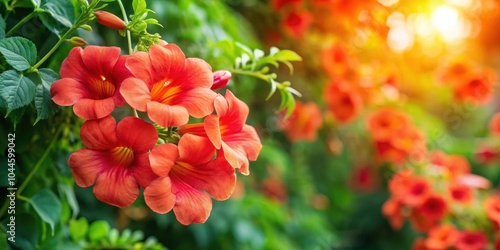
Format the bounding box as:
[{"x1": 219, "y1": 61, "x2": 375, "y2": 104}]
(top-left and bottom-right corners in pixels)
[{"x1": 431, "y1": 6, "x2": 464, "y2": 41}]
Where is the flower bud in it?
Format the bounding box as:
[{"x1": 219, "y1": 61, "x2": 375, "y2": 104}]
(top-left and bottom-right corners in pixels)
[
  {"x1": 67, "y1": 36, "x2": 88, "y2": 47},
  {"x1": 94, "y1": 10, "x2": 126, "y2": 30},
  {"x1": 80, "y1": 24, "x2": 93, "y2": 32},
  {"x1": 211, "y1": 70, "x2": 231, "y2": 90}
]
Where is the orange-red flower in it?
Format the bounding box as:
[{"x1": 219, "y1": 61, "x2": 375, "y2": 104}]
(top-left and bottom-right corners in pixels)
[
  {"x1": 475, "y1": 143, "x2": 500, "y2": 165},
  {"x1": 455, "y1": 231, "x2": 488, "y2": 250},
  {"x1": 416, "y1": 195, "x2": 448, "y2": 221},
  {"x1": 454, "y1": 68, "x2": 496, "y2": 105},
  {"x1": 425, "y1": 224, "x2": 459, "y2": 250},
  {"x1": 282, "y1": 10, "x2": 312, "y2": 38},
  {"x1": 68, "y1": 116, "x2": 158, "y2": 208},
  {"x1": 349, "y1": 165, "x2": 379, "y2": 192},
  {"x1": 321, "y1": 43, "x2": 354, "y2": 78},
  {"x1": 120, "y1": 44, "x2": 217, "y2": 127},
  {"x1": 51, "y1": 46, "x2": 131, "y2": 120},
  {"x1": 144, "y1": 134, "x2": 236, "y2": 225},
  {"x1": 366, "y1": 107, "x2": 410, "y2": 140},
  {"x1": 179, "y1": 90, "x2": 262, "y2": 175},
  {"x1": 485, "y1": 196, "x2": 500, "y2": 226},
  {"x1": 448, "y1": 184, "x2": 473, "y2": 205},
  {"x1": 211, "y1": 70, "x2": 232, "y2": 90},
  {"x1": 490, "y1": 113, "x2": 500, "y2": 137},
  {"x1": 324, "y1": 80, "x2": 363, "y2": 123},
  {"x1": 271, "y1": 0, "x2": 302, "y2": 11},
  {"x1": 374, "y1": 126, "x2": 427, "y2": 165},
  {"x1": 279, "y1": 101, "x2": 323, "y2": 142},
  {"x1": 400, "y1": 177, "x2": 431, "y2": 207},
  {"x1": 430, "y1": 151, "x2": 470, "y2": 180},
  {"x1": 382, "y1": 198, "x2": 405, "y2": 230}
]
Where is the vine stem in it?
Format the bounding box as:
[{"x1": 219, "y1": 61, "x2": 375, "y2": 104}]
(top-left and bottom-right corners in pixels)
[
  {"x1": 17, "y1": 126, "x2": 63, "y2": 196},
  {"x1": 6, "y1": 11, "x2": 36, "y2": 36},
  {"x1": 28, "y1": 25, "x2": 78, "y2": 72},
  {"x1": 117, "y1": 0, "x2": 133, "y2": 54},
  {"x1": 0, "y1": 126, "x2": 62, "y2": 218}
]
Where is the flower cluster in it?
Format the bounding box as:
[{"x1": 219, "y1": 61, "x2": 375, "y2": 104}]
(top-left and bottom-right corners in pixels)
[
  {"x1": 51, "y1": 44, "x2": 262, "y2": 225},
  {"x1": 381, "y1": 150, "x2": 500, "y2": 249},
  {"x1": 366, "y1": 108, "x2": 427, "y2": 165},
  {"x1": 437, "y1": 60, "x2": 497, "y2": 105}
]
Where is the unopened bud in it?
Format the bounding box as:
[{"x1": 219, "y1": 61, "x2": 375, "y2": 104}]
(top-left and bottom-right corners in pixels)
[
  {"x1": 80, "y1": 24, "x2": 93, "y2": 32},
  {"x1": 95, "y1": 10, "x2": 126, "y2": 30},
  {"x1": 211, "y1": 70, "x2": 232, "y2": 90},
  {"x1": 67, "y1": 36, "x2": 88, "y2": 47}
]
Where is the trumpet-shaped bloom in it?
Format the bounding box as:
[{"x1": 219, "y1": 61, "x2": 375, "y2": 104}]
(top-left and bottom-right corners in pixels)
[
  {"x1": 179, "y1": 90, "x2": 262, "y2": 175},
  {"x1": 425, "y1": 224, "x2": 459, "y2": 250},
  {"x1": 120, "y1": 44, "x2": 216, "y2": 127},
  {"x1": 455, "y1": 231, "x2": 487, "y2": 250},
  {"x1": 68, "y1": 116, "x2": 158, "y2": 208},
  {"x1": 144, "y1": 134, "x2": 236, "y2": 225},
  {"x1": 324, "y1": 80, "x2": 363, "y2": 123},
  {"x1": 51, "y1": 46, "x2": 131, "y2": 120},
  {"x1": 279, "y1": 101, "x2": 323, "y2": 142}
]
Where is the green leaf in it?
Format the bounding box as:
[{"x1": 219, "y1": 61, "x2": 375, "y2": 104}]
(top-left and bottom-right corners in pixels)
[
  {"x1": 10, "y1": 213, "x2": 40, "y2": 249},
  {"x1": 34, "y1": 68, "x2": 59, "y2": 123},
  {"x1": 89, "y1": 220, "x2": 110, "y2": 242},
  {"x1": 7, "y1": 107, "x2": 26, "y2": 129},
  {"x1": 58, "y1": 183, "x2": 79, "y2": 219},
  {"x1": 0, "y1": 37, "x2": 37, "y2": 71},
  {"x1": 69, "y1": 218, "x2": 88, "y2": 242},
  {"x1": 132, "y1": 0, "x2": 147, "y2": 15},
  {"x1": 266, "y1": 79, "x2": 277, "y2": 100},
  {"x1": 0, "y1": 15, "x2": 5, "y2": 39},
  {"x1": 0, "y1": 70, "x2": 36, "y2": 113},
  {"x1": 279, "y1": 89, "x2": 296, "y2": 118},
  {"x1": 39, "y1": 0, "x2": 75, "y2": 35},
  {"x1": 29, "y1": 189, "x2": 62, "y2": 234},
  {"x1": 272, "y1": 50, "x2": 302, "y2": 62}
]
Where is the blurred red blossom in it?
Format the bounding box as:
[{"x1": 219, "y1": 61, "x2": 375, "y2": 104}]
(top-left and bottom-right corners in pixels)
[{"x1": 279, "y1": 101, "x2": 323, "y2": 142}]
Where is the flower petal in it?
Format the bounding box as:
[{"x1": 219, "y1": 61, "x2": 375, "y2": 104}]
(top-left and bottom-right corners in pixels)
[
  {"x1": 111, "y1": 55, "x2": 133, "y2": 107},
  {"x1": 221, "y1": 141, "x2": 249, "y2": 175},
  {"x1": 81, "y1": 46, "x2": 121, "y2": 77},
  {"x1": 217, "y1": 90, "x2": 249, "y2": 132},
  {"x1": 126, "y1": 51, "x2": 154, "y2": 85},
  {"x1": 73, "y1": 97, "x2": 115, "y2": 120},
  {"x1": 170, "y1": 88, "x2": 216, "y2": 118},
  {"x1": 80, "y1": 116, "x2": 118, "y2": 150},
  {"x1": 150, "y1": 143, "x2": 178, "y2": 177},
  {"x1": 59, "y1": 47, "x2": 90, "y2": 82},
  {"x1": 117, "y1": 116, "x2": 158, "y2": 152},
  {"x1": 120, "y1": 78, "x2": 152, "y2": 111},
  {"x1": 68, "y1": 149, "x2": 107, "y2": 187},
  {"x1": 146, "y1": 102, "x2": 189, "y2": 127},
  {"x1": 144, "y1": 177, "x2": 176, "y2": 214},
  {"x1": 178, "y1": 134, "x2": 215, "y2": 165},
  {"x1": 171, "y1": 175, "x2": 213, "y2": 225},
  {"x1": 204, "y1": 114, "x2": 222, "y2": 149},
  {"x1": 149, "y1": 44, "x2": 186, "y2": 83},
  {"x1": 50, "y1": 78, "x2": 89, "y2": 106},
  {"x1": 93, "y1": 168, "x2": 139, "y2": 208},
  {"x1": 188, "y1": 156, "x2": 236, "y2": 200},
  {"x1": 131, "y1": 152, "x2": 158, "y2": 188},
  {"x1": 179, "y1": 58, "x2": 213, "y2": 89}
]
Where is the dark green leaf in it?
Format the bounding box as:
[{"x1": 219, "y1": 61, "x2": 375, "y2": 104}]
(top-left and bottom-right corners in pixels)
[
  {"x1": 69, "y1": 218, "x2": 88, "y2": 242},
  {"x1": 29, "y1": 189, "x2": 62, "y2": 234},
  {"x1": 0, "y1": 70, "x2": 36, "y2": 113},
  {"x1": 132, "y1": 0, "x2": 147, "y2": 15},
  {"x1": 0, "y1": 37, "x2": 37, "y2": 71},
  {"x1": 7, "y1": 107, "x2": 26, "y2": 129},
  {"x1": 34, "y1": 68, "x2": 59, "y2": 123},
  {"x1": 0, "y1": 15, "x2": 5, "y2": 39},
  {"x1": 40, "y1": 0, "x2": 75, "y2": 34},
  {"x1": 89, "y1": 220, "x2": 110, "y2": 242}
]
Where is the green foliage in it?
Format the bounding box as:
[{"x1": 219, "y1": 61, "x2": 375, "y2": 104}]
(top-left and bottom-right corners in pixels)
[
  {"x1": 33, "y1": 68, "x2": 59, "y2": 123},
  {"x1": 38, "y1": 0, "x2": 76, "y2": 35},
  {"x1": 29, "y1": 189, "x2": 62, "y2": 234},
  {"x1": 128, "y1": 0, "x2": 161, "y2": 51},
  {"x1": 216, "y1": 40, "x2": 302, "y2": 117},
  {"x1": 0, "y1": 70, "x2": 36, "y2": 113},
  {"x1": 0, "y1": 15, "x2": 5, "y2": 39},
  {"x1": 0, "y1": 37, "x2": 37, "y2": 71}
]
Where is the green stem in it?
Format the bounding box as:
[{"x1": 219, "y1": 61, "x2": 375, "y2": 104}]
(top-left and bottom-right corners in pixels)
[
  {"x1": 17, "y1": 126, "x2": 62, "y2": 196},
  {"x1": 6, "y1": 11, "x2": 36, "y2": 36},
  {"x1": 29, "y1": 25, "x2": 78, "y2": 72},
  {"x1": 229, "y1": 69, "x2": 271, "y2": 82},
  {"x1": 117, "y1": 0, "x2": 133, "y2": 54}
]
